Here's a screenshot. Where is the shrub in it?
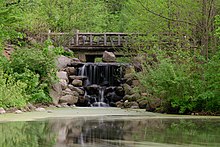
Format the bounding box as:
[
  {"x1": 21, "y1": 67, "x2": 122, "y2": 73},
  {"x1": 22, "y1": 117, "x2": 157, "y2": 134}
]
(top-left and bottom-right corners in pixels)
[
  {"x1": 198, "y1": 51, "x2": 220, "y2": 112},
  {"x1": 9, "y1": 47, "x2": 57, "y2": 103},
  {"x1": 0, "y1": 69, "x2": 28, "y2": 108}
]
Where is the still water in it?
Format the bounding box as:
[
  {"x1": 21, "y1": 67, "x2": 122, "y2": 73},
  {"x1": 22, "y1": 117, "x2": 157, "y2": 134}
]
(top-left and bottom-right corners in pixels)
[{"x1": 0, "y1": 116, "x2": 219, "y2": 147}]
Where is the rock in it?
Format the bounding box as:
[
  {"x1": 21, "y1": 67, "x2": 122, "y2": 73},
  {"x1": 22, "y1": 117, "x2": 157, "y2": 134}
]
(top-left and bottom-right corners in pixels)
[
  {"x1": 72, "y1": 79, "x2": 83, "y2": 87},
  {"x1": 15, "y1": 110, "x2": 22, "y2": 114},
  {"x1": 68, "y1": 85, "x2": 84, "y2": 95},
  {"x1": 27, "y1": 103, "x2": 36, "y2": 110},
  {"x1": 69, "y1": 76, "x2": 87, "y2": 80},
  {"x1": 106, "y1": 91, "x2": 122, "y2": 103},
  {"x1": 131, "y1": 105, "x2": 139, "y2": 109},
  {"x1": 141, "y1": 93, "x2": 149, "y2": 97},
  {"x1": 0, "y1": 108, "x2": 6, "y2": 114},
  {"x1": 122, "y1": 84, "x2": 134, "y2": 95},
  {"x1": 124, "y1": 73, "x2": 136, "y2": 80},
  {"x1": 123, "y1": 93, "x2": 140, "y2": 102},
  {"x1": 146, "y1": 98, "x2": 161, "y2": 112},
  {"x1": 47, "y1": 110, "x2": 53, "y2": 113},
  {"x1": 85, "y1": 84, "x2": 100, "y2": 95},
  {"x1": 76, "y1": 96, "x2": 90, "y2": 106},
  {"x1": 70, "y1": 104, "x2": 76, "y2": 107},
  {"x1": 60, "y1": 95, "x2": 78, "y2": 104},
  {"x1": 60, "y1": 103, "x2": 69, "y2": 108},
  {"x1": 59, "y1": 79, "x2": 68, "y2": 90},
  {"x1": 57, "y1": 71, "x2": 68, "y2": 81},
  {"x1": 124, "y1": 101, "x2": 139, "y2": 108},
  {"x1": 132, "y1": 80, "x2": 140, "y2": 87},
  {"x1": 56, "y1": 104, "x2": 62, "y2": 108},
  {"x1": 72, "y1": 58, "x2": 81, "y2": 62},
  {"x1": 138, "y1": 100, "x2": 148, "y2": 109},
  {"x1": 63, "y1": 88, "x2": 79, "y2": 97},
  {"x1": 132, "y1": 55, "x2": 144, "y2": 72},
  {"x1": 35, "y1": 107, "x2": 46, "y2": 112},
  {"x1": 131, "y1": 93, "x2": 141, "y2": 101},
  {"x1": 123, "y1": 95, "x2": 131, "y2": 101},
  {"x1": 65, "y1": 67, "x2": 76, "y2": 75},
  {"x1": 116, "y1": 101, "x2": 123, "y2": 108},
  {"x1": 109, "y1": 102, "x2": 117, "y2": 107},
  {"x1": 49, "y1": 83, "x2": 63, "y2": 105},
  {"x1": 56, "y1": 55, "x2": 72, "y2": 70},
  {"x1": 102, "y1": 51, "x2": 116, "y2": 62},
  {"x1": 125, "y1": 65, "x2": 135, "y2": 75},
  {"x1": 115, "y1": 86, "x2": 124, "y2": 96}
]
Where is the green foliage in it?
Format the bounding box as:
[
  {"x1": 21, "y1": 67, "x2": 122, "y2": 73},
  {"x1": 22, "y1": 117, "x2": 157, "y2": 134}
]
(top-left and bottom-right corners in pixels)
[
  {"x1": 198, "y1": 51, "x2": 220, "y2": 112},
  {"x1": 0, "y1": 69, "x2": 27, "y2": 108},
  {"x1": 9, "y1": 46, "x2": 57, "y2": 103},
  {"x1": 215, "y1": 15, "x2": 220, "y2": 38},
  {"x1": 137, "y1": 49, "x2": 220, "y2": 114},
  {"x1": 0, "y1": 0, "x2": 24, "y2": 43}
]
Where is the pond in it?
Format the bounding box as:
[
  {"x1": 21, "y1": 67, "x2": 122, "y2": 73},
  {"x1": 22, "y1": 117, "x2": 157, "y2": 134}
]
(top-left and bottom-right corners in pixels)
[{"x1": 0, "y1": 115, "x2": 220, "y2": 147}]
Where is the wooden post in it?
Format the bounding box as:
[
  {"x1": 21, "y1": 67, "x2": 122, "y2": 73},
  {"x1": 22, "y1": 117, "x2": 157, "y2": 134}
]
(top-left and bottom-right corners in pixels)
[
  {"x1": 118, "y1": 34, "x2": 121, "y2": 46},
  {"x1": 104, "y1": 34, "x2": 107, "y2": 46},
  {"x1": 75, "y1": 30, "x2": 79, "y2": 46},
  {"x1": 90, "y1": 34, "x2": 93, "y2": 45}
]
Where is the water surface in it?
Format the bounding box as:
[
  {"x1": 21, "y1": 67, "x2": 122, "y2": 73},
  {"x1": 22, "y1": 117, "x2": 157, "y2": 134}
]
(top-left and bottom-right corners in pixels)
[{"x1": 0, "y1": 116, "x2": 219, "y2": 147}]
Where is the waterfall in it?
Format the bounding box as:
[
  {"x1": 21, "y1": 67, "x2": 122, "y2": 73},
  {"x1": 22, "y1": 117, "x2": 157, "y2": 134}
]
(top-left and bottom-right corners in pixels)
[{"x1": 77, "y1": 63, "x2": 128, "y2": 107}]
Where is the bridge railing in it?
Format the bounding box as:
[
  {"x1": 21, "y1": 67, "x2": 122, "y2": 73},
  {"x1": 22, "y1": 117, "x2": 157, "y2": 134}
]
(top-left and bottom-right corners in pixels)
[
  {"x1": 37, "y1": 30, "x2": 146, "y2": 48},
  {"x1": 71, "y1": 31, "x2": 142, "y2": 47}
]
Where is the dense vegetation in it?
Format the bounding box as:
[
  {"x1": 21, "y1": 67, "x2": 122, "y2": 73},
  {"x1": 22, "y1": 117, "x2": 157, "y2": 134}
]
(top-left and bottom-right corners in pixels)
[{"x1": 0, "y1": 0, "x2": 219, "y2": 114}]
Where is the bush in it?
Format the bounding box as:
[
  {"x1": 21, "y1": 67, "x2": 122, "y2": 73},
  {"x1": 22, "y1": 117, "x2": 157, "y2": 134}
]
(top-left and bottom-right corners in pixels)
[
  {"x1": 9, "y1": 47, "x2": 57, "y2": 104},
  {"x1": 198, "y1": 51, "x2": 220, "y2": 112},
  {"x1": 0, "y1": 69, "x2": 28, "y2": 108}
]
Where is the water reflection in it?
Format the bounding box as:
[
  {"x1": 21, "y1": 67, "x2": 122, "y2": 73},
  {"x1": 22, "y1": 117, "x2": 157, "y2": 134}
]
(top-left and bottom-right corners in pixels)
[{"x1": 0, "y1": 117, "x2": 220, "y2": 147}]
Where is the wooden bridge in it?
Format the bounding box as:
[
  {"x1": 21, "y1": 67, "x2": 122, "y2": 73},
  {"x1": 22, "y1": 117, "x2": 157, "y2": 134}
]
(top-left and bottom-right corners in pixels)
[{"x1": 39, "y1": 30, "x2": 145, "y2": 62}]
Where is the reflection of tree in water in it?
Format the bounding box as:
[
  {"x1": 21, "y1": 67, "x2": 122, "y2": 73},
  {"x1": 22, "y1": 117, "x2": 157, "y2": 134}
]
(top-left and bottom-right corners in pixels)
[
  {"x1": 1, "y1": 118, "x2": 220, "y2": 146},
  {"x1": 0, "y1": 121, "x2": 56, "y2": 147},
  {"x1": 51, "y1": 118, "x2": 220, "y2": 146}
]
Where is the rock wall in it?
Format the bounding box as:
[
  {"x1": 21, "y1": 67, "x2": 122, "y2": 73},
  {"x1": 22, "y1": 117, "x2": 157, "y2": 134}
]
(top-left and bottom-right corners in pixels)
[{"x1": 50, "y1": 54, "x2": 161, "y2": 110}]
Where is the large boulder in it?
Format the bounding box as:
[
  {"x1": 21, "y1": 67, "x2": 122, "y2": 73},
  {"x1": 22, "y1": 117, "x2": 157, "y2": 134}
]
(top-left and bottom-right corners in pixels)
[
  {"x1": 102, "y1": 51, "x2": 116, "y2": 62},
  {"x1": 63, "y1": 88, "x2": 79, "y2": 97},
  {"x1": 49, "y1": 83, "x2": 63, "y2": 105},
  {"x1": 68, "y1": 85, "x2": 84, "y2": 95},
  {"x1": 60, "y1": 95, "x2": 78, "y2": 104},
  {"x1": 56, "y1": 55, "x2": 72, "y2": 70}
]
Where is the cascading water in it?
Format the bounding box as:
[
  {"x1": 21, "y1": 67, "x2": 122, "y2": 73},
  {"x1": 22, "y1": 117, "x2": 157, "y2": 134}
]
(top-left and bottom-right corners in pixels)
[{"x1": 77, "y1": 63, "x2": 127, "y2": 107}]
